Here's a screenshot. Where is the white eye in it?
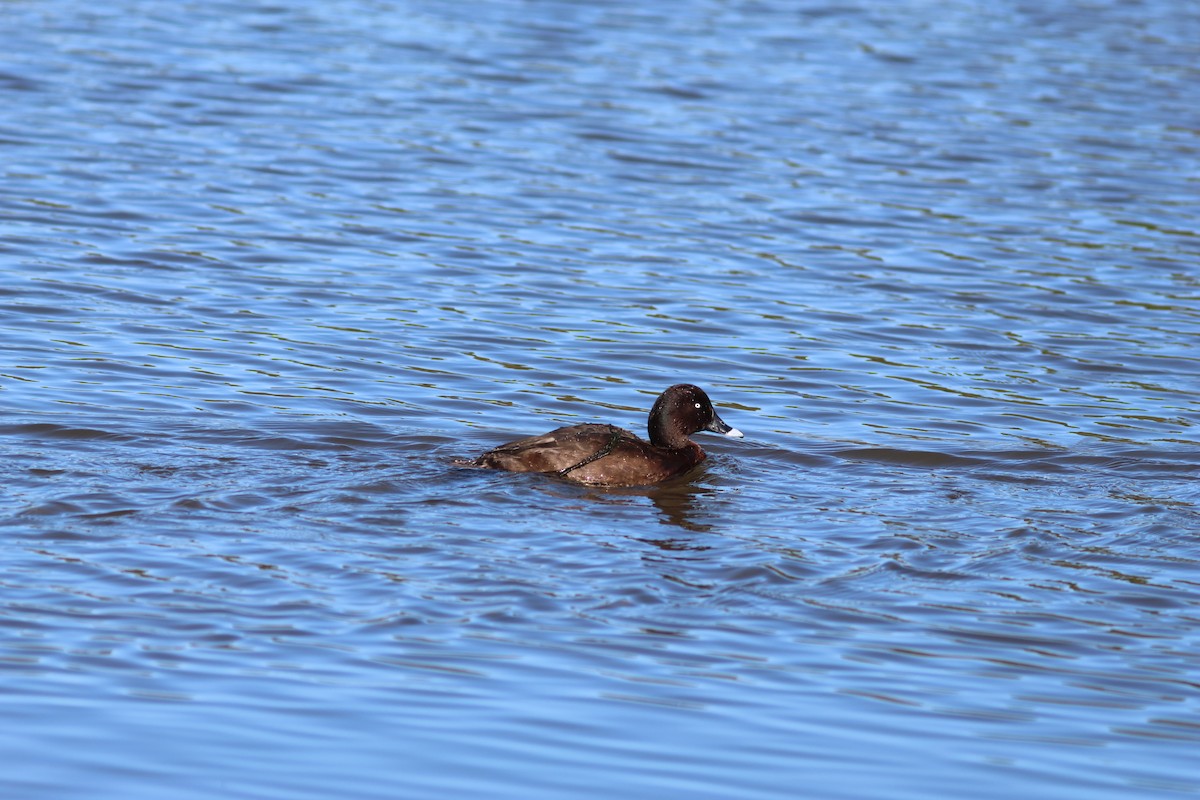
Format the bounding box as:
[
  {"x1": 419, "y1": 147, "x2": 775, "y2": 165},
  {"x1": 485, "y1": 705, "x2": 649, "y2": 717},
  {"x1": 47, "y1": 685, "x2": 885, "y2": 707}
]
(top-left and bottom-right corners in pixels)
[{"x1": 694, "y1": 402, "x2": 702, "y2": 409}]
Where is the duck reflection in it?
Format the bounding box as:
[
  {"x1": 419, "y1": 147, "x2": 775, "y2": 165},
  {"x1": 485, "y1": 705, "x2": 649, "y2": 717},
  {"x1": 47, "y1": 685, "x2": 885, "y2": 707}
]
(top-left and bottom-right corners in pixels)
[{"x1": 580, "y1": 469, "x2": 719, "y2": 536}]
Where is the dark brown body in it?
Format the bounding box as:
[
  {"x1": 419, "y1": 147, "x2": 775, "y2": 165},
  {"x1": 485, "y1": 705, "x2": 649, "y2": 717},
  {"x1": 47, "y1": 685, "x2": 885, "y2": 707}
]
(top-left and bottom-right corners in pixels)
[
  {"x1": 474, "y1": 423, "x2": 706, "y2": 486},
  {"x1": 463, "y1": 384, "x2": 742, "y2": 487}
]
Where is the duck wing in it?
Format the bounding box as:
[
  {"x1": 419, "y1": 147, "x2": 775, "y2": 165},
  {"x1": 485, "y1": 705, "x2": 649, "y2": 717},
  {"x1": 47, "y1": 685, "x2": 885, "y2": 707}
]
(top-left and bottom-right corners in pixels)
[{"x1": 476, "y1": 424, "x2": 635, "y2": 474}]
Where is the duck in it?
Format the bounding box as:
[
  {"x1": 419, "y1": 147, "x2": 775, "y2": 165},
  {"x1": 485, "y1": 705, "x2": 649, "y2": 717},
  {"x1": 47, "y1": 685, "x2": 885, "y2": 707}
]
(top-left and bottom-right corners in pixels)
[{"x1": 460, "y1": 384, "x2": 742, "y2": 487}]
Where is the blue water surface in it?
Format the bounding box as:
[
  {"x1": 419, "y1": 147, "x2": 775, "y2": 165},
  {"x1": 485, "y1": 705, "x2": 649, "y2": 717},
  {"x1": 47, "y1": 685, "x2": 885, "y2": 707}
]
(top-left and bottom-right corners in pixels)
[{"x1": 1, "y1": 0, "x2": 1199, "y2": 798}]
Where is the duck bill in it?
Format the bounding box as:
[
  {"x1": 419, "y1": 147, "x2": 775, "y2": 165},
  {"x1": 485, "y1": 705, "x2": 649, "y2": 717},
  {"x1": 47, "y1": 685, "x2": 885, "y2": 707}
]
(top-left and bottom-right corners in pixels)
[{"x1": 705, "y1": 412, "x2": 743, "y2": 439}]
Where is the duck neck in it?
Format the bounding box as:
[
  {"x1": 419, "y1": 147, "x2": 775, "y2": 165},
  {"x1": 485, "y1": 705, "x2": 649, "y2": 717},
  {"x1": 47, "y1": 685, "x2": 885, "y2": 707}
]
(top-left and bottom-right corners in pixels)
[{"x1": 648, "y1": 416, "x2": 688, "y2": 449}]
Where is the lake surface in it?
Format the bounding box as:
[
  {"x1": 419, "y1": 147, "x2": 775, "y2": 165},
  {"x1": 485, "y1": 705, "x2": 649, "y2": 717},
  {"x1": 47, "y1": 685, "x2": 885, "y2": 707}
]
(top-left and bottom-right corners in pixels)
[{"x1": 2, "y1": 0, "x2": 1199, "y2": 797}]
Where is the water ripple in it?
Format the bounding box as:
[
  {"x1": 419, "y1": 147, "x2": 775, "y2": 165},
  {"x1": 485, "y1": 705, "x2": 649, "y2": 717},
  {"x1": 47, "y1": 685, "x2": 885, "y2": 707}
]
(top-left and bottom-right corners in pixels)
[{"x1": 2, "y1": 0, "x2": 1199, "y2": 797}]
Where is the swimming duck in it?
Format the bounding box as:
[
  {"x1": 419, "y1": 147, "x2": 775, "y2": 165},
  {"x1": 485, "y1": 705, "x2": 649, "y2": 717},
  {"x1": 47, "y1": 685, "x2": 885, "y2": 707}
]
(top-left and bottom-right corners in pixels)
[{"x1": 462, "y1": 384, "x2": 742, "y2": 487}]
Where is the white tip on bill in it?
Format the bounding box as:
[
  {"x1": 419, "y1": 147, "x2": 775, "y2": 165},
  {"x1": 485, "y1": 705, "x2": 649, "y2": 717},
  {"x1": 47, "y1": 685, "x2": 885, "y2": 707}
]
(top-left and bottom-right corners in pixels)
[{"x1": 724, "y1": 427, "x2": 744, "y2": 439}]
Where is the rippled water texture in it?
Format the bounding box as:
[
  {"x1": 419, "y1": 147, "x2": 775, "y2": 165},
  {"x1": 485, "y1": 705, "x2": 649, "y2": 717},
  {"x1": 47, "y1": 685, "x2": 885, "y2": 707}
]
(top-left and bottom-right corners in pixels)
[{"x1": 2, "y1": 1, "x2": 1199, "y2": 798}]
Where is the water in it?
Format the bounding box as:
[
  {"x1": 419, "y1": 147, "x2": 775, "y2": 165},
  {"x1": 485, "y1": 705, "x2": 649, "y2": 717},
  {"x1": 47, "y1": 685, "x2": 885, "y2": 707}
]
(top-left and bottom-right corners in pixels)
[{"x1": 2, "y1": 0, "x2": 1199, "y2": 797}]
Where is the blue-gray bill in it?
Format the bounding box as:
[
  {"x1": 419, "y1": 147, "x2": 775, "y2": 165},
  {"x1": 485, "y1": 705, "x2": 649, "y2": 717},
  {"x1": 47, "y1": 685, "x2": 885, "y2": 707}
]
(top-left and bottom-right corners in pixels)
[{"x1": 705, "y1": 412, "x2": 743, "y2": 439}]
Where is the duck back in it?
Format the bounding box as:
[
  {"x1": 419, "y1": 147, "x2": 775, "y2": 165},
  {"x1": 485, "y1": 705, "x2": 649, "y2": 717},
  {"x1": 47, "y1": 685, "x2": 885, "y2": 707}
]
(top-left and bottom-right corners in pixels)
[{"x1": 473, "y1": 423, "x2": 704, "y2": 487}]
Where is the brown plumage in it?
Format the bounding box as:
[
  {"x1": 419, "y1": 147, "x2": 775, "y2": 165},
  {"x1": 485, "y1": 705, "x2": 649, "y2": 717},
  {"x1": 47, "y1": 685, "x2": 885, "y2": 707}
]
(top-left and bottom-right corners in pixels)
[{"x1": 461, "y1": 384, "x2": 743, "y2": 487}]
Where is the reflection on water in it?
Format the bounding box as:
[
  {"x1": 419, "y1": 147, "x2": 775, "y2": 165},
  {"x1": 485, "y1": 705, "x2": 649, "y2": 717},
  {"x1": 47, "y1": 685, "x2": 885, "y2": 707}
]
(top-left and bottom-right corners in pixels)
[
  {"x1": 596, "y1": 478, "x2": 721, "y2": 533},
  {"x1": 2, "y1": 0, "x2": 1200, "y2": 798}
]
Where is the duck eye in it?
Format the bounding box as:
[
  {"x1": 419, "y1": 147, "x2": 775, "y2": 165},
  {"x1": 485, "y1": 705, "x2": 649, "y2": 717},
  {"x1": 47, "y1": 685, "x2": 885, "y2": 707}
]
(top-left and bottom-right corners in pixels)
[{"x1": 694, "y1": 402, "x2": 702, "y2": 409}]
